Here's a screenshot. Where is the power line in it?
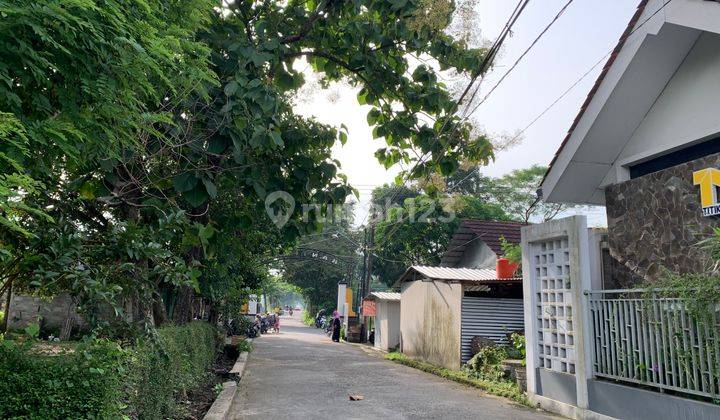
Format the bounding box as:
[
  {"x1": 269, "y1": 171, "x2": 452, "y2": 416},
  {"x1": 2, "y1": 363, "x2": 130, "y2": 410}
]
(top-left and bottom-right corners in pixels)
[
  {"x1": 373, "y1": 0, "x2": 674, "y2": 254},
  {"x1": 464, "y1": 0, "x2": 575, "y2": 118},
  {"x1": 358, "y1": 0, "x2": 531, "y2": 230},
  {"x1": 479, "y1": 0, "x2": 674, "y2": 147},
  {"x1": 437, "y1": 0, "x2": 674, "y2": 201},
  {"x1": 368, "y1": 0, "x2": 532, "y2": 248}
]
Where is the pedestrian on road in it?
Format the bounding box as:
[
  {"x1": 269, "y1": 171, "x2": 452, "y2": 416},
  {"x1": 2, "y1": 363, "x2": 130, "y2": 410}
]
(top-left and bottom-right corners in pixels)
[
  {"x1": 274, "y1": 312, "x2": 280, "y2": 333},
  {"x1": 331, "y1": 310, "x2": 341, "y2": 342}
]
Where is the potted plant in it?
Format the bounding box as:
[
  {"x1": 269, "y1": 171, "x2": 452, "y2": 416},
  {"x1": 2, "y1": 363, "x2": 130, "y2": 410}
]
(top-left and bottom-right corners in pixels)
[{"x1": 497, "y1": 236, "x2": 521, "y2": 278}]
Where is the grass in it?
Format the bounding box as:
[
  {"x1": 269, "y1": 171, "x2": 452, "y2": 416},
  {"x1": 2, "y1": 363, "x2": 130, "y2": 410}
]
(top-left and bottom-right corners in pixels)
[
  {"x1": 385, "y1": 352, "x2": 530, "y2": 406},
  {"x1": 236, "y1": 338, "x2": 252, "y2": 353}
]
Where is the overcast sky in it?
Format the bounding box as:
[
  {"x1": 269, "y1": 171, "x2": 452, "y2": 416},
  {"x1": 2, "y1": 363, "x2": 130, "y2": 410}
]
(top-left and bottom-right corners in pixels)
[{"x1": 294, "y1": 0, "x2": 640, "y2": 226}]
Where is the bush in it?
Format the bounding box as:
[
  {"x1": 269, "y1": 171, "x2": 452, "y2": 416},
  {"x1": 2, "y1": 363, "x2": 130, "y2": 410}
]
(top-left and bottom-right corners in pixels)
[
  {"x1": 127, "y1": 322, "x2": 218, "y2": 418},
  {"x1": 0, "y1": 321, "x2": 219, "y2": 419},
  {"x1": 0, "y1": 338, "x2": 128, "y2": 418},
  {"x1": 301, "y1": 310, "x2": 315, "y2": 326},
  {"x1": 467, "y1": 345, "x2": 507, "y2": 381},
  {"x1": 236, "y1": 338, "x2": 252, "y2": 353}
]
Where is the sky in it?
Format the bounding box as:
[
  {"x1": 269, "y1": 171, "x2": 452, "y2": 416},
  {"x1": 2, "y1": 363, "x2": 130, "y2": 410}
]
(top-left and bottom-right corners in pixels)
[{"x1": 294, "y1": 0, "x2": 641, "y2": 227}]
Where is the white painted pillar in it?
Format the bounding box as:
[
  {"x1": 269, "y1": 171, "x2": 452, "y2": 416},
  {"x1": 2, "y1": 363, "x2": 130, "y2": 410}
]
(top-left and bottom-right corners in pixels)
[
  {"x1": 572, "y1": 218, "x2": 592, "y2": 410},
  {"x1": 337, "y1": 281, "x2": 347, "y2": 317}
]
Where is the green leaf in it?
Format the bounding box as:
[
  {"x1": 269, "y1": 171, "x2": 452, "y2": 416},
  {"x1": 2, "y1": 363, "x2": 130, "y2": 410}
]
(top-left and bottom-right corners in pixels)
[
  {"x1": 224, "y1": 80, "x2": 239, "y2": 96},
  {"x1": 183, "y1": 184, "x2": 209, "y2": 207},
  {"x1": 269, "y1": 130, "x2": 284, "y2": 147},
  {"x1": 208, "y1": 136, "x2": 229, "y2": 154},
  {"x1": 173, "y1": 173, "x2": 198, "y2": 193},
  {"x1": 201, "y1": 178, "x2": 218, "y2": 199}
]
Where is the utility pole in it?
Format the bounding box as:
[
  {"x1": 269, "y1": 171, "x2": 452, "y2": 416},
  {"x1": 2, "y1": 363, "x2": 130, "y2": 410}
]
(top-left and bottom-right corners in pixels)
[{"x1": 364, "y1": 225, "x2": 374, "y2": 299}]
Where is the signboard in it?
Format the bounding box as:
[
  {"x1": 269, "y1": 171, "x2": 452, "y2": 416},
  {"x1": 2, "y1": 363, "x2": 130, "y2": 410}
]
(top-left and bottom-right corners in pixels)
[
  {"x1": 362, "y1": 299, "x2": 376, "y2": 317},
  {"x1": 693, "y1": 168, "x2": 720, "y2": 216}
]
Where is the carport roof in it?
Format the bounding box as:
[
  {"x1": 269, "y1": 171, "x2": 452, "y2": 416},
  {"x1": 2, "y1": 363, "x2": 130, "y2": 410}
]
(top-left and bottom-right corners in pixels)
[
  {"x1": 396, "y1": 265, "x2": 522, "y2": 286},
  {"x1": 364, "y1": 292, "x2": 401, "y2": 301}
]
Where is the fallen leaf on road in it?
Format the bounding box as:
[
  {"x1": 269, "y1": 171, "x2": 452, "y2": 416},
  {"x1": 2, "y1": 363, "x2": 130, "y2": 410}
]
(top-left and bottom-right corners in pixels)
[{"x1": 348, "y1": 395, "x2": 364, "y2": 401}]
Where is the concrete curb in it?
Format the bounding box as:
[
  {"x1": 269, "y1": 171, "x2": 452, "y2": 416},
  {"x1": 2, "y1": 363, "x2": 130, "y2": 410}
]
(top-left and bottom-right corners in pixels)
[{"x1": 203, "y1": 338, "x2": 253, "y2": 420}]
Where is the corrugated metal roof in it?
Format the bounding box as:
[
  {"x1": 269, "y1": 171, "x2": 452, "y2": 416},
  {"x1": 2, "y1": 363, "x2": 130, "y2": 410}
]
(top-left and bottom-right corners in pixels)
[
  {"x1": 366, "y1": 292, "x2": 401, "y2": 301},
  {"x1": 398, "y1": 265, "x2": 522, "y2": 284}
]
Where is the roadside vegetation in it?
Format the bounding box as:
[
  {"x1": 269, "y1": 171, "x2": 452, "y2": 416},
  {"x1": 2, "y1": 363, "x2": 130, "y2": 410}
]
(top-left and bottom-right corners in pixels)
[
  {"x1": 0, "y1": 322, "x2": 218, "y2": 418},
  {"x1": 386, "y1": 352, "x2": 529, "y2": 405}
]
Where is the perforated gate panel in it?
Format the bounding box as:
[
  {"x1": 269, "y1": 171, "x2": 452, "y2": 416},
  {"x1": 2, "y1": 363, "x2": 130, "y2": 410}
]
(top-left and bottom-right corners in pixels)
[
  {"x1": 460, "y1": 297, "x2": 524, "y2": 363},
  {"x1": 532, "y1": 238, "x2": 576, "y2": 374}
]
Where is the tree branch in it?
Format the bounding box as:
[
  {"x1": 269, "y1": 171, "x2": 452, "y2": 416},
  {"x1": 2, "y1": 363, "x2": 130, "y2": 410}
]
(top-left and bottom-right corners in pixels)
[{"x1": 280, "y1": 1, "x2": 328, "y2": 44}]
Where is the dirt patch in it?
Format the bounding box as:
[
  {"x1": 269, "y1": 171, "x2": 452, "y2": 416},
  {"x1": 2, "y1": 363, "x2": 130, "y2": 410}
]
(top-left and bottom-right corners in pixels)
[{"x1": 183, "y1": 344, "x2": 237, "y2": 419}]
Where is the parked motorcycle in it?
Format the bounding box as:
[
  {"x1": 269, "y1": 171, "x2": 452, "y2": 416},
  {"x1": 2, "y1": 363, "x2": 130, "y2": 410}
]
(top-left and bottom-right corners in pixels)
[{"x1": 247, "y1": 319, "x2": 260, "y2": 338}]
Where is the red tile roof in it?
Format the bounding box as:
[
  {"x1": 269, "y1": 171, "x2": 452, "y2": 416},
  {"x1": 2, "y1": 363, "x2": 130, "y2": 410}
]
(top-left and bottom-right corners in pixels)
[
  {"x1": 440, "y1": 219, "x2": 527, "y2": 266},
  {"x1": 542, "y1": 0, "x2": 650, "y2": 187}
]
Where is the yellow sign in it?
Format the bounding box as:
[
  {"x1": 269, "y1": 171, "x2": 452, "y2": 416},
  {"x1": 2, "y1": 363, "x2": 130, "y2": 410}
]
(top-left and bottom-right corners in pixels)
[
  {"x1": 693, "y1": 168, "x2": 720, "y2": 216},
  {"x1": 346, "y1": 288, "x2": 357, "y2": 317}
]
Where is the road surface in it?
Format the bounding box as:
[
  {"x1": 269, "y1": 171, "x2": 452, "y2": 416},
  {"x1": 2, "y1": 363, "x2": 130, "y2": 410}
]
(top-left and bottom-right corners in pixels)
[{"x1": 228, "y1": 314, "x2": 553, "y2": 419}]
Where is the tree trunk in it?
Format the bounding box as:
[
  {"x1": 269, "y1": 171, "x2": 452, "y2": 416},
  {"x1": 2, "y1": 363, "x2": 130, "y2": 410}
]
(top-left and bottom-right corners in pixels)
[
  {"x1": 152, "y1": 293, "x2": 168, "y2": 327},
  {"x1": 59, "y1": 307, "x2": 75, "y2": 341},
  {"x1": 208, "y1": 303, "x2": 220, "y2": 325},
  {"x1": 1, "y1": 280, "x2": 12, "y2": 333},
  {"x1": 172, "y1": 285, "x2": 194, "y2": 324}
]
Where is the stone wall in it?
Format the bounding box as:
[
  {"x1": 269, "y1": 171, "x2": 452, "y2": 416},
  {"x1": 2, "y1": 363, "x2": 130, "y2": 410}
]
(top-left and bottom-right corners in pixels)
[
  {"x1": 6, "y1": 293, "x2": 83, "y2": 334},
  {"x1": 605, "y1": 152, "x2": 720, "y2": 287}
]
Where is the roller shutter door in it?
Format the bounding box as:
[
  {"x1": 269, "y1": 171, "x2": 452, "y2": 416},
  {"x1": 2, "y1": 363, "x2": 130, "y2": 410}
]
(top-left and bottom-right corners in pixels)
[{"x1": 461, "y1": 297, "x2": 524, "y2": 363}]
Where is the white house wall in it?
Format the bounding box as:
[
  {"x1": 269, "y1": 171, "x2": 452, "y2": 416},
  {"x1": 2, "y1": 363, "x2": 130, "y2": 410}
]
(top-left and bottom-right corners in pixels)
[
  {"x1": 400, "y1": 280, "x2": 462, "y2": 370},
  {"x1": 455, "y1": 240, "x2": 497, "y2": 269},
  {"x1": 612, "y1": 31, "x2": 720, "y2": 174},
  {"x1": 375, "y1": 300, "x2": 401, "y2": 351}
]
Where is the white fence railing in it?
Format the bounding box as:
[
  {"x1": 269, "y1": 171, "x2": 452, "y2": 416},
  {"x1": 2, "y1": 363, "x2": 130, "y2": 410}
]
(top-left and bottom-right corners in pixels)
[{"x1": 586, "y1": 289, "x2": 720, "y2": 400}]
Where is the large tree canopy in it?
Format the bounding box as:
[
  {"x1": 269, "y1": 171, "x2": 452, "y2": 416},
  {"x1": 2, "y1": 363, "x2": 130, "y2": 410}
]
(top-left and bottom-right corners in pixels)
[{"x1": 0, "y1": 0, "x2": 492, "y2": 336}]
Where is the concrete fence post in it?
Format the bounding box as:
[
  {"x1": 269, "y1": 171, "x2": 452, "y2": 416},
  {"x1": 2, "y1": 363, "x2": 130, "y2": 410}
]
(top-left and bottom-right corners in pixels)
[{"x1": 521, "y1": 216, "x2": 594, "y2": 418}]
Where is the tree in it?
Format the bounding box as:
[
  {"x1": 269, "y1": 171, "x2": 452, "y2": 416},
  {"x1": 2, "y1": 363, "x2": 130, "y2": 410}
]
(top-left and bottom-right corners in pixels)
[
  {"x1": 0, "y1": 0, "x2": 493, "y2": 336},
  {"x1": 280, "y1": 219, "x2": 362, "y2": 313},
  {"x1": 477, "y1": 165, "x2": 573, "y2": 223}
]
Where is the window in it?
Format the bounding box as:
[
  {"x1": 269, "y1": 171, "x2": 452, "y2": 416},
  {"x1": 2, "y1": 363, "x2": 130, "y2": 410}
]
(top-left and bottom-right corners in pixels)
[{"x1": 629, "y1": 136, "x2": 720, "y2": 179}]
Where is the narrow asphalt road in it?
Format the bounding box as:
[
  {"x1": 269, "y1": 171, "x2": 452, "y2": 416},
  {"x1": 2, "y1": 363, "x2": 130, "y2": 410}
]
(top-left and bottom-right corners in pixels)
[{"x1": 228, "y1": 314, "x2": 553, "y2": 419}]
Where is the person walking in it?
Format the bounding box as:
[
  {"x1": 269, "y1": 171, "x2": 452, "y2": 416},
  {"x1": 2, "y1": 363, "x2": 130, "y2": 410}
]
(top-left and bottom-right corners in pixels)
[
  {"x1": 331, "y1": 310, "x2": 341, "y2": 342},
  {"x1": 273, "y1": 312, "x2": 280, "y2": 333}
]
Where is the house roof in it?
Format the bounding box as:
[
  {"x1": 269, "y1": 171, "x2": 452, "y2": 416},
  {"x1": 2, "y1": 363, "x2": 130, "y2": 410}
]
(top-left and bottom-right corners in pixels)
[
  {"x1": 440, "y1": 219, "x2": 526, "y2": 267},
  {"x1": 364, "y1": 292, "x2": 401, "y2": 301},
  {"x1": 396, "y1": 265, "x2": 522, "y2": 285},
  {"x1": 541, "y1": 0, "x2": 720, "y2": 204},
  {"x1": 542, "y1": 0, "x2": 651, "y2": 188}
]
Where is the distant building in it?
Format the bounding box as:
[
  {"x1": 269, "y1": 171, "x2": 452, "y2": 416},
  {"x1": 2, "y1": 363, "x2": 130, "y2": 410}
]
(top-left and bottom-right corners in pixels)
[{"x1": 397, "y1": 220, "x2": 525, "y2": 370}]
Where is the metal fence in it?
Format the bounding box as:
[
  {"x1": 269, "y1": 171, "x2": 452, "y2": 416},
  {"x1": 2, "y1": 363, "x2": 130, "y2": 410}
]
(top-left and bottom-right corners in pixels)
[{"x1": 586, "y1": 289, "x2": 720, "y2": 400}]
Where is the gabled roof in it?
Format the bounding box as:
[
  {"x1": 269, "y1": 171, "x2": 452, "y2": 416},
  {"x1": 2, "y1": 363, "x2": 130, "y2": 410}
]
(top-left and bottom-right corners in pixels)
[
  {"x1": 541, "y1": 0, "x2": 720, "y2": 204},
  {"x1": 440, "y1": 219, "x2": 525, "y2": 267},
  {"x1": 542, "y1": 0, "x2": 650, "y2": 187},
  {"x1": 396, "y1": 265, "x2": 521, "y2": 285}
]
